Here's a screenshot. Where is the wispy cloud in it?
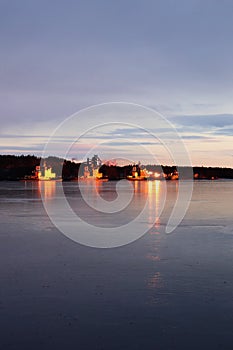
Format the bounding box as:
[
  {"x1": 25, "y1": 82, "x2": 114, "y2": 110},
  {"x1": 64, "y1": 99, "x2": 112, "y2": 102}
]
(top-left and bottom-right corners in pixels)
[{"x1": 170, "y1": 114, "x2": 233, "y2": 128}]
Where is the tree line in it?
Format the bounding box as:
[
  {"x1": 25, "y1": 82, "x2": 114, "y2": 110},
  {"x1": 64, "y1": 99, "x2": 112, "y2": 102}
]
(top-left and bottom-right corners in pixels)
[{"x1": 0, "y1": 155, "x2": 233, "y2": 180}]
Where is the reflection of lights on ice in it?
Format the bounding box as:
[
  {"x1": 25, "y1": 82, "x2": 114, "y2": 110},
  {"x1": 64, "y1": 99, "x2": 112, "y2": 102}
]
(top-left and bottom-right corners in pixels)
[
  {"x1": 39, "y1": 181, "x2": 56, "y2": 200},
  {"x1": 147, "y1": 180, "x2": 161, "y2": 228},
  {"x1": 148, "y1": 272, "x2": 164, "y2": 289}
]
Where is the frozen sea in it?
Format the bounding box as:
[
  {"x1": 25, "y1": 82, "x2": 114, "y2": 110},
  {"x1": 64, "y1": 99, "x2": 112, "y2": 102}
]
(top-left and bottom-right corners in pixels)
[{"x1": 0, "y1": 180, "x2": 233, "y2": 350}]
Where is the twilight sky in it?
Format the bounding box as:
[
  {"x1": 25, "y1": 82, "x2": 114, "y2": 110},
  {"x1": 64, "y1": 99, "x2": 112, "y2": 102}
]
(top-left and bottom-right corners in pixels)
[{"x1": 1, "y1": 0, "x2": 233, "y2": 166}]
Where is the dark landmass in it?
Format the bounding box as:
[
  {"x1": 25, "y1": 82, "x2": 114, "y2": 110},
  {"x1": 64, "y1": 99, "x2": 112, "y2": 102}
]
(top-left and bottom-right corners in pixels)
[
  {"x1": 100, "y1": 164, "x2": 233, "y2": 180},
  {"x1": 0, "y1": 155, "x2": 81, "y2": 181},
  {"x1": 0, "y1": 155, "x2": 233, "y2": 180}
]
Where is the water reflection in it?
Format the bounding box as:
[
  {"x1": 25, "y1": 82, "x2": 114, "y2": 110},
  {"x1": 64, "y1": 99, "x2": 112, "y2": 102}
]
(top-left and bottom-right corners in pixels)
[
  {"x1": 147, "y1": 272, "x2": 164, "y2": 289},
  {"x1": 147, "y1": 271, "x2": 165, "y2": 305},
  {"x1": 146, "y1": 229, "x2": 164, "y2": 304},
  {"x1": 38, "y1": 181, "x2": 56, "y2": 200},
  {"x1": 147, "y1": 180, "x2": 164, "y2": 233},
  {"x1": 146, "y1": 253, "x2": 160, "y2": 262},
  {"x1": 37, "y1": 179, "x2": 168, "y2": 237}
]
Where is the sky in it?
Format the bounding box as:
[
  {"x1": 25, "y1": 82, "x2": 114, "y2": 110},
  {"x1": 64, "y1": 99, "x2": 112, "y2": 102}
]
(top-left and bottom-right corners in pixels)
[{"x1": 1, "y1": 0, "x2": 233, "y2": 166}]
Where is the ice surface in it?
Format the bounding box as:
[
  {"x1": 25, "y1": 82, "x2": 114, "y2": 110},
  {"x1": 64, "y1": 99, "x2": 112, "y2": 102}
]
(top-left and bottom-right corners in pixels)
[{"x1": 0, "y1": 180, "x2": 233, "y2": 349}]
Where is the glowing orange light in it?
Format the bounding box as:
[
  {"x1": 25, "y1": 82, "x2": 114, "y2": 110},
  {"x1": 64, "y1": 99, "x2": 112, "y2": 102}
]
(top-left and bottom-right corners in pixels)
[{"x1": 154, "y1": 172, "x2": 160, "y2": 178}]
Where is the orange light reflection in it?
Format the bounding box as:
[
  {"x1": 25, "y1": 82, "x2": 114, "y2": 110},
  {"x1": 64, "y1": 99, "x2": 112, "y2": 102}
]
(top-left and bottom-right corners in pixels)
[
  {"x1": 148, "y1": 180, "x2": 161, "y2": 233},
  {"x1": 38, "y1": 181, "x2": 56, "y2": 200}
]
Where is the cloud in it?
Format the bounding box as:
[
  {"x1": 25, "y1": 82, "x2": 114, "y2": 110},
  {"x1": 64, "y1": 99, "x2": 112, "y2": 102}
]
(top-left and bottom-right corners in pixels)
[
  {"x1": 102, "y1": 141, "x2": 160, "y2": 147},
  {"x1": 180, "y1": 135, "x2": 209, "y2": 140},
  {"x1": 212, "y1": 127, "x2": 233, "y2": 136},
  {"x1": 168, "y1": 114, "x2": 233, "y2": 140},
  {"x1": 170, "y1": 114, "x2": 233, "y2": 128},
  {"x1": 0, "y1": 145, "x2": 43, "y2": 152}
]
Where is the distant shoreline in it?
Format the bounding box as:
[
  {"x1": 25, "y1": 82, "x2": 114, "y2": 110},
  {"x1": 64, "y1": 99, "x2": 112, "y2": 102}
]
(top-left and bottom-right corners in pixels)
[{"x1": 0, "y1": 154, "x2": 233, "y2": 181}]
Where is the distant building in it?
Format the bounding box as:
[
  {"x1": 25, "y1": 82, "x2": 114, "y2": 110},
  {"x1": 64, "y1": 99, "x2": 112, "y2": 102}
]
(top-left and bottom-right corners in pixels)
[
  {"x1": 36, "y1": 163, "x2": 56, "y2": 180},
  {"x1": 81, "y1": 155, "x2": 102, "y2": 179},
  {"x1": 132, "y1": 165, "x2": 138, "y2": 178},
  {"x1": 83, "y1": 165, "x2": 90, "y2": 178}
]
